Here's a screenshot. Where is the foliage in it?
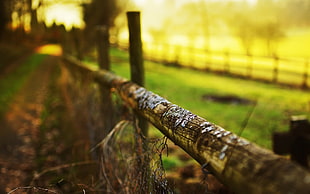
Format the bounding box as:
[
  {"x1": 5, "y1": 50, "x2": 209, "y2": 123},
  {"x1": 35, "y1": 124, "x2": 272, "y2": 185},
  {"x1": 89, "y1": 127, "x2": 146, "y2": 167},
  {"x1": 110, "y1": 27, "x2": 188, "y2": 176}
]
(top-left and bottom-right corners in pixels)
[
  {"x1": 279, "y1": 0, "x2": 310, "y2": 27},
  {"x1": 0, "y1": 0, "x2": 9, "y2": 38},
  {"x1": 82, "y1": 0, "x2": 132, "y2": 51},
  {"x1": 83, "y1": 0, "x2": 121, "y2": 29}
]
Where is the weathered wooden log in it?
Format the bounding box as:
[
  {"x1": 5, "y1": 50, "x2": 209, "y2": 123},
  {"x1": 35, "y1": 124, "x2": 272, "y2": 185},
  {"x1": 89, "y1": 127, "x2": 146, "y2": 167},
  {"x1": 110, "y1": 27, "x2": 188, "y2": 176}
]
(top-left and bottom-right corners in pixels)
[{"x1": 62, "y1": 56, "x2": 310, "y2": 194}]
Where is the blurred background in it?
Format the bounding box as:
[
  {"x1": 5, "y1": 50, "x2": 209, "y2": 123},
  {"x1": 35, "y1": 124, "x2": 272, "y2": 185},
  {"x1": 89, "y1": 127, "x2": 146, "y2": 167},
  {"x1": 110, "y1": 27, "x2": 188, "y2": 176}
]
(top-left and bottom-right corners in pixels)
[
  {"x1": 1, "y1": 0, "x2": 310, "y2": 57},
  {"x1": 1, "y1": 0, "x2": 310, "y2": 193}
]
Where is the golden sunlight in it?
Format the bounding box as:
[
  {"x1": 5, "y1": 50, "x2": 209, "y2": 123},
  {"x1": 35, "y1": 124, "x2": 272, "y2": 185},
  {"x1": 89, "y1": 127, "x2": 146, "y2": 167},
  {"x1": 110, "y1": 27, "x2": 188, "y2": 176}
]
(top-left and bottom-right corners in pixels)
[
  {"x1": 35, "y1": 44, "x2": 62, "y2": 56},
  {"x1": 26, "y1": 0, "x2": 310, "y2": 58},
  {"x1": 43, "y1": 4, "x2": 84, "y2": 30}
]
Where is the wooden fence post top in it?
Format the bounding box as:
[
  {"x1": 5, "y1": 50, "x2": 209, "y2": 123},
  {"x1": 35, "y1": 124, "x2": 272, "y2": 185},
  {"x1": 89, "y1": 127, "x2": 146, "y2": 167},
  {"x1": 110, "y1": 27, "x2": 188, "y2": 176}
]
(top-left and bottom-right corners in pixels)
[
  {"x1": 290, "y1": 115, "x2": 309, "y2": 135},
  {"x1": 291, "y1": 115, "x2": 308, "y2": 121},
  {"x1": 127, "y1": 11, "x2": 140, "y2": 15}
]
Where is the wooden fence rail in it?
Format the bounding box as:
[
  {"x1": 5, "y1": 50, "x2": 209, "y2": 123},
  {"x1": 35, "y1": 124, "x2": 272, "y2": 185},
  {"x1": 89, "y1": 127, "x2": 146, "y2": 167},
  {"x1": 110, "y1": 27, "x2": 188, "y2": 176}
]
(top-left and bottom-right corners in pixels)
[{"x1": 62, "y1": 55, "x2": 310, "y2": 194}]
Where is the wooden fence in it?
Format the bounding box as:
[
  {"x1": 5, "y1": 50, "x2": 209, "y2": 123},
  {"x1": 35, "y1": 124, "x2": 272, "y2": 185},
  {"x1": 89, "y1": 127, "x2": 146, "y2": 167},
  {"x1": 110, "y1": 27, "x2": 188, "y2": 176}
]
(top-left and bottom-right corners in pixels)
[
  {"x1": 63, "y1": 55, "x2": 310, "y2": 194},
  {"x1": 61, "y1": 12, "x2": 310, "y2": 194},
  {"x1": 116, "y1": 42, "x2": 310, "y2": 89}
]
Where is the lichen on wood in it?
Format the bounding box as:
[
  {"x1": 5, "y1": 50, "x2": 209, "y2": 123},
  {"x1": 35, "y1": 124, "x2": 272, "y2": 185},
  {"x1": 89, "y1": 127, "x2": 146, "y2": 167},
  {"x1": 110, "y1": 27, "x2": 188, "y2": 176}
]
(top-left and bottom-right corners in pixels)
[{"x1": 135, "y1": 87, "x2": 170, "y2": 110}]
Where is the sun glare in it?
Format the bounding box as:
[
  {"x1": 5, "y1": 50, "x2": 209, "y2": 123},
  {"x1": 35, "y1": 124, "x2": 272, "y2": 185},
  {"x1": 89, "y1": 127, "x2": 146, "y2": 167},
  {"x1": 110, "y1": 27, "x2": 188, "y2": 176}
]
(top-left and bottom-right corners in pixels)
[
  {"x1": 35, "y1": 44, "x2": 62, "y2": 56},
  {"x1": 43, "y1": 4, "x2": 84, "y2": 30},
  {"x1": 39, "y1": 0, "x2": 256, "y2": 31}
]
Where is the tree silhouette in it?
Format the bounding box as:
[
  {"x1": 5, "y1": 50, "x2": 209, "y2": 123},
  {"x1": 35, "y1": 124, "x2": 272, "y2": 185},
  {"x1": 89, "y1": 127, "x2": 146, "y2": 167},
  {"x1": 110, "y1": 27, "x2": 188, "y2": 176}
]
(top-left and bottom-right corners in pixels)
[
  {"x1": 83, "y1": 0, "x2": 120, "y2": 29},
  {"x1": 82, "y1": 0, "x2": 127, "y2": 51},
  {"x1": 0, "y1": 0, "x2": 10, "y2": 39}
]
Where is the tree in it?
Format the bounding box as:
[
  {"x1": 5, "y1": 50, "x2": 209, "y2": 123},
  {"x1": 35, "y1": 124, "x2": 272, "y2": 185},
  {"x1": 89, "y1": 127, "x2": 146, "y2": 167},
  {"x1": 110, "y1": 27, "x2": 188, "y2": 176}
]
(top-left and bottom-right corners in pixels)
[
  {"x1": 82, "y1": 0, "x2": 127, "y2": 51},
  {"x1": 255, "y1": 20, "x2": 285, "y2": 56},
  {"x1": 28, "y1": 0, "x2": 39, "y2": 31},
  {"x1": 226, "y1": 2, "x2": 256, "y2": 55},
  {"x1": 226, "y1": 0, "x2": 285, "y2": 56},
  {"x1": 278, "y1": 0, "x2": 310, "y2": 27},
  {"x1": 0, "y1": 0, "x2": 8, "y2": 38},
  {"x1": 83, "y1": 0, "x2": 127, "y2": 34},
  {"x1": 84, "y1": 0, "x2": 119, "y2": 28},
  {"x1": 254, "y1": 0, "x2": 285, "y2": 56},
  {"x1": 236, "y1": 19, "x2": 256, "y2": 55}
]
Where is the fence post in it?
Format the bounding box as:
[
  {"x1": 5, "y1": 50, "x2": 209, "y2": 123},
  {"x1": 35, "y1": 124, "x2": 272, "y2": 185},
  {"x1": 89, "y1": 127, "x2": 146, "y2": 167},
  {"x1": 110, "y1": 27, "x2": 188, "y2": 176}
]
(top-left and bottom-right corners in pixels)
[
  {"x1": 162, "y1": 43, "x2": 168, "y2": 64},
  {"x1": 205, "y1": 49, "x2": 212, "y2": 71},
  {"x1": 247, "y1": 54, "x2": 252, "y2": 78},
  {"x1": 302, "y1": 59, "x2": 309, "y2": 88},
  {"x1": 273, "y1": 115, "x2": 310, "y2": 168},
  {"x1": 60, "y1": 27, "x2": 70, "y2": 56},
  {"x1": 96, "y1": 25, "x2": 114, "y2": 138},
  {"x1": 224, "y1": 50, "x2": 230, "y2": 73},
  {"x1": 96, "y1": 26, "x2": 110, "y2": 70},
  {"x1": 272, "y1": 55, "x2": 279, "y2": 83},
  {"x1": 174, "y1": 45, "x2": 180, "y2": 66},
  {"x1": 188, "y1": 46, "x2": 195, "y2": 68},
  {"x1": 127, "y1": 11, "x2": 149, "y2": 138},
  {"x1": 127, "y1": 11, "x2": 150, "y2": 192},
  {"x1": 72, "y1": 27, "x2": 83, "y2": 60}
]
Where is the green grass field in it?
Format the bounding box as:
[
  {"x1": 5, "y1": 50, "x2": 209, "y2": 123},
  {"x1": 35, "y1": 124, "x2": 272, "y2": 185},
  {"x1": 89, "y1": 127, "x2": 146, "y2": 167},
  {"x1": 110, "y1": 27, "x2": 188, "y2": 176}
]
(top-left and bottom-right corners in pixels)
[{"x1": 85, "y1": 47, "x2": 310, "y2": 150}]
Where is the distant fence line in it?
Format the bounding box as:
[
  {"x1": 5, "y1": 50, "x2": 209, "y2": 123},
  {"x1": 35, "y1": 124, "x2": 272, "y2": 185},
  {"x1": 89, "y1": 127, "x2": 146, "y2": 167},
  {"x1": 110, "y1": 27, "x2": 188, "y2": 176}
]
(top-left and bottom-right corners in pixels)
[{"x1": 116, "y1": 41, "x2": 309, "y2": 89}]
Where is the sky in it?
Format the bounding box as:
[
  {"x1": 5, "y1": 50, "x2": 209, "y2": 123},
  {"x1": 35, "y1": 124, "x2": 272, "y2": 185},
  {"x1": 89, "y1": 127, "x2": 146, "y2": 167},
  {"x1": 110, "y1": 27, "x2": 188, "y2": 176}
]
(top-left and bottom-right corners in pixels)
[{"x1": 43, "y1": 4, "x2": 84, "y2": 30}]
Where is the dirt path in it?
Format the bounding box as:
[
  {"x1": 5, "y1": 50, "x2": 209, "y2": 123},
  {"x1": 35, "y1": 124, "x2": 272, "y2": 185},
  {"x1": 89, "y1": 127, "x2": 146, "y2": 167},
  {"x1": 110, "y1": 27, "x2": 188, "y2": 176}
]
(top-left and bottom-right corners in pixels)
[{"x1": 0, "y1": 55, "x2": 58, "y2": 193}]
